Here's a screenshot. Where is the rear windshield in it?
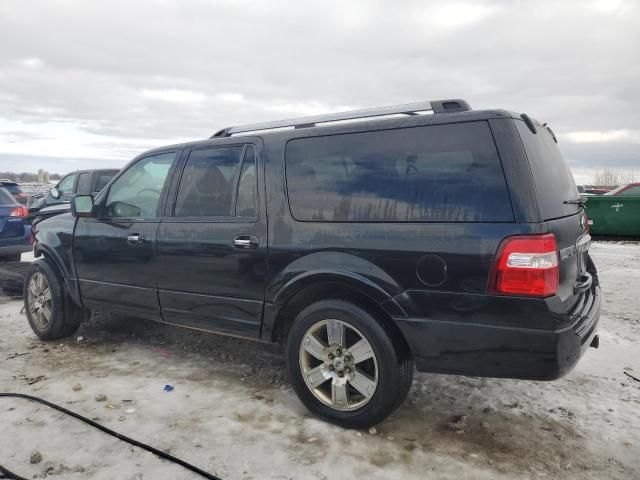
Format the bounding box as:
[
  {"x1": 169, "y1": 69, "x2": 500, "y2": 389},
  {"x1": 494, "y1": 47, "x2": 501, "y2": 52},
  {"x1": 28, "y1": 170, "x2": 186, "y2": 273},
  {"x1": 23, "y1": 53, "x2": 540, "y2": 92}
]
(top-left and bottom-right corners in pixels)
[
  {"x1": 515, "y1": 120, "x2": 580, "y2": 220},
  {"x1": 285, "y1": 121, "x2": 514, "y2": 222},
  {"x1": 0, "y1": 187, "x2": 17, "y2": 205}
]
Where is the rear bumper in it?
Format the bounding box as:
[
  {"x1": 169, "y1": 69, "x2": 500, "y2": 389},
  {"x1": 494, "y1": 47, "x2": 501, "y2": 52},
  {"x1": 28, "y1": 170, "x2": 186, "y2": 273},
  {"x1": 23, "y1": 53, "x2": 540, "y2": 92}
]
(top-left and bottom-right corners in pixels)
[{"x1": 394, "y1": 286, "x2": 601, "y2": 380}]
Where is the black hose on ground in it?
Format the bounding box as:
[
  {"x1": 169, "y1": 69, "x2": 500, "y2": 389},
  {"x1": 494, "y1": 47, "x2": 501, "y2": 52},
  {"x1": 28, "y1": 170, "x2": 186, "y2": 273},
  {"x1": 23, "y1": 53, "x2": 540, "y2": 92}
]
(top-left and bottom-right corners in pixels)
[
  {"x1": 0, "y1": 463, "x2": 28, "y2": 480},
  {"x1": 0, "y1": 392, "x2": 221, "y2": 480}
]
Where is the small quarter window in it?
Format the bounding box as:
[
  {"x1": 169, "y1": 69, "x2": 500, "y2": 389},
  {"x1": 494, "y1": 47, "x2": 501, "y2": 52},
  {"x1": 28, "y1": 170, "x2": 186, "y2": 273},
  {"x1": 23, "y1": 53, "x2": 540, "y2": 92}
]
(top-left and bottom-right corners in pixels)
[{"x1": 235, "y1": 146, "x2": 257, "y2": 218}]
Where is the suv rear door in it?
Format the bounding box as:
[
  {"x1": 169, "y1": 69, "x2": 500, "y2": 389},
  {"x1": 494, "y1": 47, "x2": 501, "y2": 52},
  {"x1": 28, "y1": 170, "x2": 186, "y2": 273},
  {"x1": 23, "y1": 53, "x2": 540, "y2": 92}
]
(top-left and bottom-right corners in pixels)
[{"x1": 156, "y1": 141, "x2": 267, "y2": 338}]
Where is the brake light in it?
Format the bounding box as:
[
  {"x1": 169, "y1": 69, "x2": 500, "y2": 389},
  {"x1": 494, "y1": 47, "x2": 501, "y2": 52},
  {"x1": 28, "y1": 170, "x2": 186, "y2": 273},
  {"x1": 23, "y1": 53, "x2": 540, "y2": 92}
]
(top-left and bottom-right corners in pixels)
[
  {"x1": 9, "y1": 206, "x2": 28, "y2": 217},
  {"x1": 489, "y1": 234, "x2": 559, "y2": 297}
]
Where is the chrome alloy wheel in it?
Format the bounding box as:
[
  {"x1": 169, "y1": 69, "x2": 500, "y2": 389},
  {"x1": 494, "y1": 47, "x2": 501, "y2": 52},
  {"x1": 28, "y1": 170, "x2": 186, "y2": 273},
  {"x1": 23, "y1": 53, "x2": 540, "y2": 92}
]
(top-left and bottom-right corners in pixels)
[
  {"x1": 27, "y1": 272, "x2": 52, "y2": 330},
  {"x1": 299, "y1": 319, "x2": 379, "y2": 411}
]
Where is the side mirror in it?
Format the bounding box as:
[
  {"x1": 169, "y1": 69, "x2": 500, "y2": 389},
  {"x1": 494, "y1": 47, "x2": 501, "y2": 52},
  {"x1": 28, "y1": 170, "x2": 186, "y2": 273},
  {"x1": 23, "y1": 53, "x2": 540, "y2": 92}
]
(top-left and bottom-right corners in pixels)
[
  {"x1": 71, "y1": 195, "x2": 94, "y2": 218},
  {"x1": 50, "y1": 187, "x2": 61, "y2": 199}
]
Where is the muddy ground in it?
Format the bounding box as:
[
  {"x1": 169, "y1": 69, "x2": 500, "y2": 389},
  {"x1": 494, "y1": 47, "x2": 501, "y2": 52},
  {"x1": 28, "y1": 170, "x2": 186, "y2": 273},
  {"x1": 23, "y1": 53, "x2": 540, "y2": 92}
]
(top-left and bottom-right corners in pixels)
[{"x1": 0, "y1": 241, "x2": 639, "y2": 479}]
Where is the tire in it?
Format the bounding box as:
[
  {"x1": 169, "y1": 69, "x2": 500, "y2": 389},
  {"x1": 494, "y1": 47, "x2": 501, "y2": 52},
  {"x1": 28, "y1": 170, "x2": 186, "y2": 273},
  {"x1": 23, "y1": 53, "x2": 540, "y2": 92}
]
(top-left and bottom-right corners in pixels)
[
  {"x1": 285, "y1": 299, "x2": 413, "y2": 428},
  {"x1": 23, "y1": 259, "x2": 82, "y2": 340}
]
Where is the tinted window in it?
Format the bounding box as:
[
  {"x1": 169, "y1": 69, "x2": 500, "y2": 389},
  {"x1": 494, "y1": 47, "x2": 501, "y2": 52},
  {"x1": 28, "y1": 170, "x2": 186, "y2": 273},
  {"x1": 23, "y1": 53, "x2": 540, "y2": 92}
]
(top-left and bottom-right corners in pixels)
[
  {"x1": 0, "y1": 187, "x2": 16, "y2": 205},
  {"x1": 94, "y1": 171, "x2": 116, "y2": 193},
  {"x1": 285, "y1": 122, "x2": 513, "y2": 222},
  {"x1": 76, "y1": 172, "x2": 91, "y2": 194},
  {"x1": 105, "y1": 152, "x2": 175, "y2": 218},
  {"x1": 235, "y1": 146, "x2": 257, "y2": 218},
  {"x1": 620, "y1": 185, "x2": 640, "y2": 196},
  {"x1": 57, "y1": 174, "x2": 76, "y2": 195},
  {"x1": 515, "y1": 120, "x2": 580, "y2": 220},
  {"x1": 174, "y1": 146, "x2": 244, "y2": 217}
]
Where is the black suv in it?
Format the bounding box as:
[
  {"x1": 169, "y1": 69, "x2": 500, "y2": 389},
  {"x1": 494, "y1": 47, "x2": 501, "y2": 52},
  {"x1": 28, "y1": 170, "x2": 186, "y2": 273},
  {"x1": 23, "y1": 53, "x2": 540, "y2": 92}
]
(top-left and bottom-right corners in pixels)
[{"x1": 25, "y1": 99, "x2": 600, "y2": 428}]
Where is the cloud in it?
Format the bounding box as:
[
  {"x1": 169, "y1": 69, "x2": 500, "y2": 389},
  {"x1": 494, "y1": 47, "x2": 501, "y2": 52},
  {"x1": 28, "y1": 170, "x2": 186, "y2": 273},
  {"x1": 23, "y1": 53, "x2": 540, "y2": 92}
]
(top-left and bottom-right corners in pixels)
[
  {"x1": 20, "y1": 58, "x2": 44, "y2": 69},
  {"x1": 563, "y1": 130, "x2": 640, "y2": 144},
  {"x1": 141, "y1": 88, "x2": 208, "y2": 103},
  {"x1": 0, "y1": 0, "x2": 637, "y2": 174}
]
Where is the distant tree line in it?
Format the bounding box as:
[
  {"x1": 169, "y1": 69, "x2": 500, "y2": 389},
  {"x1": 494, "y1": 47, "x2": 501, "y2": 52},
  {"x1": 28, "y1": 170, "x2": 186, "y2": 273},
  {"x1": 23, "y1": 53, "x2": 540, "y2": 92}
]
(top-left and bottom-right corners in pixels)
[
  {"x1": 592, "y1": 168, "x2": 636, "y2": 187},
  {"x1": 0, "y1": 171, "x2": 62, "y2": 182}
]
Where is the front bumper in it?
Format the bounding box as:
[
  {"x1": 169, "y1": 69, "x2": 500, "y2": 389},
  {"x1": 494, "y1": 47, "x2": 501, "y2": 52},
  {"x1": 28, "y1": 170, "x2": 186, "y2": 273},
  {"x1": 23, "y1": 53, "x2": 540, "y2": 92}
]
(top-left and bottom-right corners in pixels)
[{"x1": 394, "y1": 286, "x2": 601, "y2": 380}]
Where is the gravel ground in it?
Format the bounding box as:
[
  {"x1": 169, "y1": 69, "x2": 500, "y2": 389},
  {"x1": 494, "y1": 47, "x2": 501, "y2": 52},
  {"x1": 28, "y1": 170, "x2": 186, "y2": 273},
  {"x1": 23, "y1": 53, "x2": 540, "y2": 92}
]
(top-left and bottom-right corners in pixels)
[{"x1": 0, "y1": 241, "x2": 639, "y2": 479}]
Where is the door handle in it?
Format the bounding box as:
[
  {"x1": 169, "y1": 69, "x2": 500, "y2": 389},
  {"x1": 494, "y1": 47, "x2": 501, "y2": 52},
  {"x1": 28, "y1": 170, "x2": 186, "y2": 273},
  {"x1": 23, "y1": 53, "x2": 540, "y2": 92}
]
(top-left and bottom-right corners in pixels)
[
  {"x1": 233, "y1": 235, "x2": 259, "y2": 249},
  {"x1": 127, "y1": 233, "x2": 144, "y2": 246}
]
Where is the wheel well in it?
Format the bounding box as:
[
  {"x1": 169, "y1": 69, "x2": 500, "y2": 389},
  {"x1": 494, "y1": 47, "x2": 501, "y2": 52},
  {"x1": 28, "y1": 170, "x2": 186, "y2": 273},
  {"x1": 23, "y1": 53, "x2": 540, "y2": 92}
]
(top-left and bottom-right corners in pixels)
[
  {"x1": 38, "y1": 250, "x2": 63, "y2": 280},
  {"x1": 272, "y1": 282, "x2": 411, "y2": 357}
]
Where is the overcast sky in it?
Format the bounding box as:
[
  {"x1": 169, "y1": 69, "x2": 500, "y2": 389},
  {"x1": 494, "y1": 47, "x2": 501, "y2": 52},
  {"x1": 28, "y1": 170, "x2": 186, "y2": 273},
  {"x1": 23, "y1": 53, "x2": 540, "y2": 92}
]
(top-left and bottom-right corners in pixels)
[{"x1": 0, "y1": 0, "x2": 638, "y2": 183}]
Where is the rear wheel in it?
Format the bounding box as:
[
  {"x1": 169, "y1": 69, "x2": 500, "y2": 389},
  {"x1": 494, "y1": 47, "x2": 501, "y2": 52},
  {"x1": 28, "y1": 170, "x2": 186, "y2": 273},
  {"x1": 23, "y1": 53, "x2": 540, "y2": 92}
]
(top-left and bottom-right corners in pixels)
[
  {"x1": 24, "y1": 260, "x2": 82, "y2": 340},
  {"x1": 286, "y1": 299, "x2": 413, "y2": 428}
]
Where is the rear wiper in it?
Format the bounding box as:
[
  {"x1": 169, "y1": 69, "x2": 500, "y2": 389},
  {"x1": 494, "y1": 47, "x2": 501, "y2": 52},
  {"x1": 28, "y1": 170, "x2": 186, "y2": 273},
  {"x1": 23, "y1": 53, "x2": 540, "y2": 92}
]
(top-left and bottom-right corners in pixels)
[{"x1": 564, "y1": 198, "x2": 588, "y2": 207}]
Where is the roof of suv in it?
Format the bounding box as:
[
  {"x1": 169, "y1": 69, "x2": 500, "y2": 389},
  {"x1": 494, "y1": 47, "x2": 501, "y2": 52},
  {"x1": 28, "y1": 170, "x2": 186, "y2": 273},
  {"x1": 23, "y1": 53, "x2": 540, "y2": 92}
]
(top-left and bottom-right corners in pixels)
[
  {"x1": 72, "y1": 168, "x2": 120, "y2": 174},
  {"x1": 140, "y1": 102, "x2": 532, "y2": 159}
]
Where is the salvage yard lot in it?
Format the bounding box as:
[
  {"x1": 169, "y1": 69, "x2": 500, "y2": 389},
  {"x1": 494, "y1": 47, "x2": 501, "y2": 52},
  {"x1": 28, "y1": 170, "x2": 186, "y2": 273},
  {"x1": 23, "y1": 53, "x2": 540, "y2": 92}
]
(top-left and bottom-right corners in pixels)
[{"x1": 1, "y1": 241, "x2": 639, "y2": 479}]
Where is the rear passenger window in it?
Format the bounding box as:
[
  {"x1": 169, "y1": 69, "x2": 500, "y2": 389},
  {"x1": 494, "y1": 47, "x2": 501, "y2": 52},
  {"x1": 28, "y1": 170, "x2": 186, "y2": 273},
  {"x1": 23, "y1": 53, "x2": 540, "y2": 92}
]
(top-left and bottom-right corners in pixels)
[
  {"x1": 174, "y1": 146, "x2": 244, "y2": 217},
  {"x1": 285, "y1": 122, "x2": 513, "y2": 222}
]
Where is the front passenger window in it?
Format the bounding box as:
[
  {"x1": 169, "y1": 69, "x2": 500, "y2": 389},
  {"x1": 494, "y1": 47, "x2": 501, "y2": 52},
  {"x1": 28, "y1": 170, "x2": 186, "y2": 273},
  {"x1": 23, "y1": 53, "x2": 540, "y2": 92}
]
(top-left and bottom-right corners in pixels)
[{"x1": 105, "y1": 152, "x2": 175, "y2": 218}]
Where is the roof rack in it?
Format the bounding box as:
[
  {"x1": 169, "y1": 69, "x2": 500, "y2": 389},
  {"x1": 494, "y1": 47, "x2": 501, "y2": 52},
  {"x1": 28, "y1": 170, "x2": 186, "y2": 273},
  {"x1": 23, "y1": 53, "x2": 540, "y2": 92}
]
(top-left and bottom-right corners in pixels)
[{"x1": 211, "y1": 98, "x2": 471, "y2": 138}]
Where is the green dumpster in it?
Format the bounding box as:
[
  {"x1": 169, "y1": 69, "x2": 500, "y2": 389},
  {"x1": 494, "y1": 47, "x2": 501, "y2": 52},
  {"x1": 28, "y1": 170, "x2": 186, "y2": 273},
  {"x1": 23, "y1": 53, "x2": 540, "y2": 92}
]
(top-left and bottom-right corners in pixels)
[{"x1": 582, "y1": 195, "x2": 640, "y2": 236}]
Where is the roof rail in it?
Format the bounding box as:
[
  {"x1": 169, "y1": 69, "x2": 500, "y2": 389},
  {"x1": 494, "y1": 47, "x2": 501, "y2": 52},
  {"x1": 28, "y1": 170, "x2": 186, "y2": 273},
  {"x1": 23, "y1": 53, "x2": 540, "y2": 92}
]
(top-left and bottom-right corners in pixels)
[{"x1": 210, "y1": 98, "x2": 471, "y2": 138}]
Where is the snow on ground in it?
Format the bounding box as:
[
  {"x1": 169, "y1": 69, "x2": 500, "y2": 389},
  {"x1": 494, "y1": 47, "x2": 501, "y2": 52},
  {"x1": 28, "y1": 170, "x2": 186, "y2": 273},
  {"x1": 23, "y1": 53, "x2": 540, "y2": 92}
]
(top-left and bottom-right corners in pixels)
[{"x1": 0, "y1": 241, "x2": 639, "y2": 479}]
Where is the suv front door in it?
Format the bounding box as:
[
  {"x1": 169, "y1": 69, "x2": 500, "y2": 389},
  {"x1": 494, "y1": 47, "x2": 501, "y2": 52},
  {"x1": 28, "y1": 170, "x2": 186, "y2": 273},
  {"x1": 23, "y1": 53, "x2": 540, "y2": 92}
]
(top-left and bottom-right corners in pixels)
[
  {"x1": 156, "y1": 142, "x2": 267, "y2": 338},
  {"x1": 73, "y1": 151, "x2": 179, "y2": 318}
]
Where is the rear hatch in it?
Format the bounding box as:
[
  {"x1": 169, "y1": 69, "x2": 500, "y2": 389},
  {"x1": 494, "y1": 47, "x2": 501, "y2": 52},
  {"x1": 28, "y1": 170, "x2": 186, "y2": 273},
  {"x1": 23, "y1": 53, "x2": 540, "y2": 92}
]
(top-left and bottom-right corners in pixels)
[{"x1": 514, "y1": 119, "x2": 593, "y2": 307}]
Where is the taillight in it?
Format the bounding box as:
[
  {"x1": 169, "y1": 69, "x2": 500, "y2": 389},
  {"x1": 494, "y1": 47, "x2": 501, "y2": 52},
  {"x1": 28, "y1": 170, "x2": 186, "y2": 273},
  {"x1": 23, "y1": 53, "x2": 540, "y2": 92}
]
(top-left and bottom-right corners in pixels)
[
  {"x1": 9, "y1": 206, "x2": 28, "y2": 217},
  {"x1": 489, "y1": 234, "x2": 559, "y2": 297}
]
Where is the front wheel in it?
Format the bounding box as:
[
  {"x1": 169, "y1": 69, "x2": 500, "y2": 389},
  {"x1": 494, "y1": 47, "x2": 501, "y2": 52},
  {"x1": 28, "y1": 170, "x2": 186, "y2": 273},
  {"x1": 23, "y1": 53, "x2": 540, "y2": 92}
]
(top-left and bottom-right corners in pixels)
[
  {"x1": 286, "y1": 299, "x2": 413, "y2": 428},
  {"x1": 24, "y1": 260, "x2": 82, "y2": 340}
]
